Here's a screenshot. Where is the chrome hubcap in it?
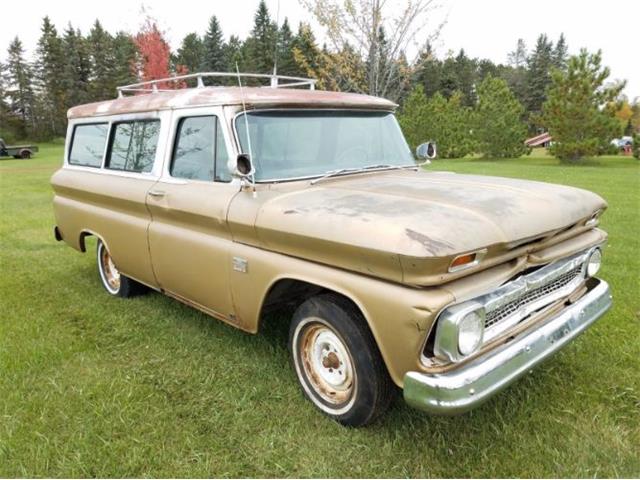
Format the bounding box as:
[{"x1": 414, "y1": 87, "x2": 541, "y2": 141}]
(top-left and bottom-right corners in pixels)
[{"x1": 300, "y1": 324, "x2": 354, "y2": 405}]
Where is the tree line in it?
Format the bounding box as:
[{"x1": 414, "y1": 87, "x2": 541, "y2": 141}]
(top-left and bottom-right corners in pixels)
[{"x1": 1, "y1": 0, "x2": 638, "y2": 160}]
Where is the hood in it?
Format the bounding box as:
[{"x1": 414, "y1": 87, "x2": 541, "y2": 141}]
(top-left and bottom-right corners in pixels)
[{"x1": 231, "y1": 170, "x2": 606, "y2": 285}]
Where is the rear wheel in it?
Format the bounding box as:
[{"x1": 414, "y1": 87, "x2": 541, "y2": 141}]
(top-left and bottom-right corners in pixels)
[
  {"x1": 20, "y1": 150, "x2": 31, "y2": 159},
  {"x1": 96, "y1": 239, "x2": 147, "y2": 297},
  {"x1": 289, "y1": 293, "x2": 395, "y2": 426}
]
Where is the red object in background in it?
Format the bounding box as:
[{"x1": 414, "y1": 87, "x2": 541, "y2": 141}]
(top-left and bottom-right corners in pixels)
[{"x1": 134, "y1": 20, "x2": 172, "y2": 90}]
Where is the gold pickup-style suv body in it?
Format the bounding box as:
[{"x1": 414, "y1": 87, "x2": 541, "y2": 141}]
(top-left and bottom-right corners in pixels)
[{"x1": 51, "y1": 74, "x2": 612, "y2": 426}]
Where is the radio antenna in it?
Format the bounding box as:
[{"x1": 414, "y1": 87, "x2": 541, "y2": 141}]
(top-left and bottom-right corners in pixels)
[
  {"x1": 235, "y1": 62, "x2": 257, "y2": 197},
  {"x1": 271, "y1": 0, "x2": 281, "y2": 85}
]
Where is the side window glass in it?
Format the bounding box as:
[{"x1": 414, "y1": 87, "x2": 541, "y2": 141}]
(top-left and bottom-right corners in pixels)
[
  {"x1": 68, "y1": 123, "x2": 108, "y2": 167},
  {"x1": 171, "y1": 116, "x2": 231, "y2": 182},
  {"x1": 106, "y1": 120, "x2": 160, "y2": 173},
  {"x1": 215, "y1": 121, "x2": 231, "y2": 182}
]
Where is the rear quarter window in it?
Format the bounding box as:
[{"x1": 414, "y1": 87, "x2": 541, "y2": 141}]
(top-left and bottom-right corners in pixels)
[
  {"x1": 106, "y1": 120, "x2": 160, "y2": 173},
  {"x1": 68, "y1": 123, "x2": 109, "y2": 167}
]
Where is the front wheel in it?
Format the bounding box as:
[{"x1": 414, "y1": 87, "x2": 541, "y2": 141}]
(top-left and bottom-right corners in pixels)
[
  {"x1": 289, "y1": 294, "x2": 395, "y2": 426},
  {"x1": 96, "y1": 239, "x2": 147, "y2": 297}
]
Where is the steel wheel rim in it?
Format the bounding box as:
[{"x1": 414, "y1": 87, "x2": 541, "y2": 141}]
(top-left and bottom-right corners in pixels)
[
  {"x1": 99, "y1": 243, "x2": 120, "y2": 293},
  {"x1": 299, "y1": 322, "x2": 355, "y2": 406}
]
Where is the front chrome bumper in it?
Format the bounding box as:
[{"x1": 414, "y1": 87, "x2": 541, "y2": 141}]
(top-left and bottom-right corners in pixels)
[{"x1": 403, "y1": 279, "x2": 612, "y2": 414}]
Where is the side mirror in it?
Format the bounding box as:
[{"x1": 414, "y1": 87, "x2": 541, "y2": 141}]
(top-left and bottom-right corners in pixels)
[
  {"x1": 416, "y1": 142, "x2": 437, "y2": 160},
  {"x1": 234, "y1": 153, "x2": 255, "y2": 178}
]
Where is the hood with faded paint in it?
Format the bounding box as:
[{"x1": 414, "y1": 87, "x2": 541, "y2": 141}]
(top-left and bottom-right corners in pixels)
[{"x1": 229, "y1": 170, "x2": 606, "y2": 286}]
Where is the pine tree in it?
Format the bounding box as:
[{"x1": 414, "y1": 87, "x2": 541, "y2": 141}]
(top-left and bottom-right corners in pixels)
[
  {"x1": 88, "y1": 20, "x2": 115, "y2": 101},
  {"x1": 553, "y1": 33, "x2": 568, "y2": 70},
  {"x1": 398, "y1": 85, "x2": 475, "y2": 158},
  {"x1": 246, "y1": 0, "x2": 277, "y2": 75},
  {"x1": 542, "y1": 49, "x2": 624, "y2": 162},
  {"x1": 276, "y1": 18, "x2": 298, "y2": 76},
  {"x1": 112, "y1": 32, "x2": 138, "y2": 89},
  {"x1": 507, "y1": 39, "x2": 527, "y2": 68},
  {"x1": 62, "y1": 25, "x2": 92, "y2": 108},
  {"x1": 475, "y1": 75, "x2": 527, "y2": 158},
  {"x1": 0, "y1": 60, "x2": 8, "y2": 136},
  {"x1": 34, "y1": 16, "x2": 66, "y2": 137},
  {"x1": 525, "y1": 34, "x2": 554, "y2": 116},
  {"x1": 224, "y1": 35, "x2": 245, "y2": 73},
  {"x1": 201, "y1": 16, "x2": 226, "y2": 74},
  {"x1": 6, "y1": 37, "x2": 36, "y2": 137},
  {"x1": 415, "y1": 43, "x2": 442, "y2": 98},
  {"x1": 176, "y1": 33, "x2": 205, "y2": 74},
  {"x1": 452, "y1": 49, "x2": 476, "y2": 106}
]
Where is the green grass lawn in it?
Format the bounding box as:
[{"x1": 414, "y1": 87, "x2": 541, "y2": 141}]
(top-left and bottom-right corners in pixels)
[{"x1": 1, "y1": 144, "x2": 639, "y2": 477}]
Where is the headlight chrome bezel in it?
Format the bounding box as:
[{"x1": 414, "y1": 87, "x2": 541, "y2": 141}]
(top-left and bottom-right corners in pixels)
[
  {"x1": 434, "y1": 301, "x2": 486, "y2": 363},
  {"x1": 585, "y1": 247, "x2": 602, "y2": 277}
]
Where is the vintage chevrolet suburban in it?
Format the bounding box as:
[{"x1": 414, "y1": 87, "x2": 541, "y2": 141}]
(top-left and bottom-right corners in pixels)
[{"x1": 51, "y1": 73, "x2": 612, "y2": 426}]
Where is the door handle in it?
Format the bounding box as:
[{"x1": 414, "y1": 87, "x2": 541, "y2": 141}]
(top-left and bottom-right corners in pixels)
[{"x1": 148, "y1": 189, "x2": 166, "y2": 197}]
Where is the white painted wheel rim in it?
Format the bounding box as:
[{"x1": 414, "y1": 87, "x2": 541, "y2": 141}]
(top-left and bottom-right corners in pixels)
[
  {"x1": 98, "y1": 242, "x2": 120, "y2": 294},
  {"x1": 294, "y1": 318, "x2": 357, "y2": 414}
]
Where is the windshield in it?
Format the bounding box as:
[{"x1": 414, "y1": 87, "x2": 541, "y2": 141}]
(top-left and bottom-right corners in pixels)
[{"x1": 235, "y1": 110, "x2": 415, "y2": 181}]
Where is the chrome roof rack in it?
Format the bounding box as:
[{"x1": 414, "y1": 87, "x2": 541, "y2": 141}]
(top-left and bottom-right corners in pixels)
[{"x1": 117, "y1": 72, "x2": 317, "y2": 97}]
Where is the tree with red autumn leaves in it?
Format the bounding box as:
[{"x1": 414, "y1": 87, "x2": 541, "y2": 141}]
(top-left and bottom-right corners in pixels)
[{"x1": 134, "y1": 19, "x2": 186, "y2": 90}]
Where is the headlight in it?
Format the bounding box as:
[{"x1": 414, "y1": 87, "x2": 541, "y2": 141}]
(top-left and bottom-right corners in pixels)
[
  {"x1": 434, "y1": 302, "x2": 485, "y2": 362},
  {"x1": 586, "y1": 247, "x2": 602, "y2": 277},
  {"x1": 458, "y1": 310, "x2": 485, "y2": 355}
]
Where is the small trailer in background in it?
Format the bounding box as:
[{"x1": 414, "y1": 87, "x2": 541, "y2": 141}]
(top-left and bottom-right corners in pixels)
[{"x1": 0, "y1": 139, "x2": 38, "y2": 159}]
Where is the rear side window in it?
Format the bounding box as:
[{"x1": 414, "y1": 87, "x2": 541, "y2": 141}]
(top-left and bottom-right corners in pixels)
[
  {"x1": 171, "y1": 116, "x2": 231, "y2": 182},
  {"x1": 68, "y1": 123, "x2": 108, "y2": 167},
  {"x1": 106, "y1": 120, "x2": 160, "y2": 173}
]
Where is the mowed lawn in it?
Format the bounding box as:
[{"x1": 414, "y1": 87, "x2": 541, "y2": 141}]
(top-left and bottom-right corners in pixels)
[{"x1": 0, "y1": 143, "x2": 639, "y2": 477}]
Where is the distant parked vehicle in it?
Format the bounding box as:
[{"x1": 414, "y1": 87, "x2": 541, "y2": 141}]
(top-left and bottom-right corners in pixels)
[{"x1": 0, "y1": 138, "x2": 38, "y2": 159}]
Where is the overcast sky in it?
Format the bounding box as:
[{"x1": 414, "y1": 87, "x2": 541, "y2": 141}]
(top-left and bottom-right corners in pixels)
[{"x1": 2, "y1": 0, "x2": 637, "y2": 99}]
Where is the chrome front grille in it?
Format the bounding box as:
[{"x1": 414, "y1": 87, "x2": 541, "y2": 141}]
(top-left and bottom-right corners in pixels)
[
  {"x1": 485, "y1": 265, "x2": 583, "y2": 329},
  {"x1": 477, "y1": 250, "x2": 591, "y2": 342}
]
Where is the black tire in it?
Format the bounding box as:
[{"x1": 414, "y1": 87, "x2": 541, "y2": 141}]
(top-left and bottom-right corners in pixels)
[
  {"x1": 20, "y1": 150, "x2": 31, "y2": 159},
  {"x1": 289, "y1": 293, "x2": 395, "y2": 426},
  {"x1": 96, "y1": 239, "x2": 147, "y2": 298}
]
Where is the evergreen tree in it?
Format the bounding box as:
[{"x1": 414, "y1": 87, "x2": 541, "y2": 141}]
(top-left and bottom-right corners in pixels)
[
  {"x1": 553, "y1": 33, "x2": 569, "y2": 69},
  {"x1": 398, "y1": 84, "x2": 429, "y2": 150},
  {"x1": 112, "y1": 32, "x2": 138, "y2": 89},
  {"x1": 176, "y1": 33, "x2": 205, "y2": 74},
  {"x1": 398, "y1": 85, "x2": 475, "y2": 158},
  {"x1": 62, "y1": 25, "x2": 92, "y2": 108},
  {"x1": 6, "y1": 37, "x2": 36, "y2": 137},
  {"x1": 0, "y1": 60, "x2": 8, "y2": 135},
  {"x1": 525, "y1": 34, "x2": 554, "y2": 116},
  {"x1": 452, "y1": 49, "x2": 476, "y2": 106},
  {"x1": 88, "y1": 20, "x2": 115, "y2": 101},
  {"x1": 507, "y1": 39, "x2": 528, "y2": 68},
  {"x1": 475, "y1": 75, "x2": 527, "y2": 158},
  {"x1": 246, "y1": 0, "x2": 277, "y2": 75},
  {"x1": 542, "y1": 49, "x2": 624, "y2": 162},
  {"x1": 415, "y1": 43, "x2": 442, "y2": 98},
  {"x1": 276, "y1": 18, "x2": 298, "y2": 76},
  {"x1": 224, "y1": 35, "x2": 246, "y2": 73},
  {"x1": 201, "y1": 16, "x2": 226, "y2": 74},
  {"x1": 34, "y1": 16, "x2": 66, "y2": 137}
]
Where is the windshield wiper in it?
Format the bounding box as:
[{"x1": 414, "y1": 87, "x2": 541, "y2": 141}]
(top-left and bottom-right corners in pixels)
[{"x1": 309, "y1": 163, "x2": 422, "y2": 185}]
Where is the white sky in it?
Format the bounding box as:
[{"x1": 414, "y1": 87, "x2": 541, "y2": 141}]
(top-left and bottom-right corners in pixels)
[{"x1": 2, "y1": 0, "x2": 638, "y2": 99}]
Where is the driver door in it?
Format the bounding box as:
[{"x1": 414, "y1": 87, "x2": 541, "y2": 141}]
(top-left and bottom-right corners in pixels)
[{"x1": 146, "y1": 108, "x2": 240, "y2": 322}]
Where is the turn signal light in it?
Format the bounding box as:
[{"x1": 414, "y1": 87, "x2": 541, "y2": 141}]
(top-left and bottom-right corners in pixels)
[{"x1": 448, "y1": 249, "x2": 487, "y2": 273}]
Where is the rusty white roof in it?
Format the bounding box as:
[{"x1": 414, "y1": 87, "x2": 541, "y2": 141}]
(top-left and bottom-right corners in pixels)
[{"x1": 67, "y1": 87, "x2": 397, "y2": 119}]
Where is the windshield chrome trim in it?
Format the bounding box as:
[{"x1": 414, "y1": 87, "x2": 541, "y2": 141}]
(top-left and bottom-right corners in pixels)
[{"x1": 231, "y1": 107, "x2": 410, "y2": 184}]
